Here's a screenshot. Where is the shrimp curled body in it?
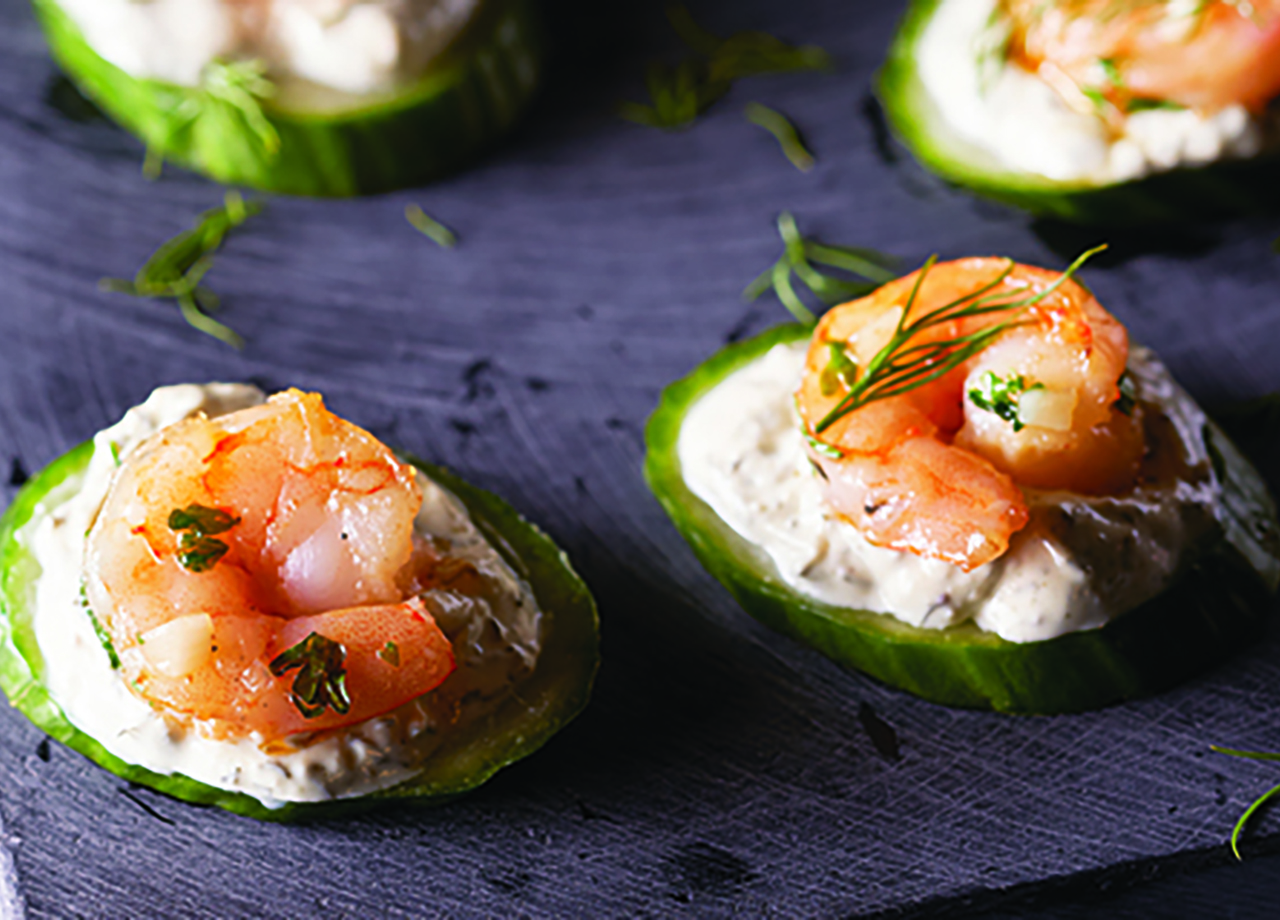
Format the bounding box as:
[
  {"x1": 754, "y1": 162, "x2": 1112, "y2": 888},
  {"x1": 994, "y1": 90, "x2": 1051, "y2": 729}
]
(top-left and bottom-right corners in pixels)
[
  {"x1": 1003, "y1": 0, "x2": 1280, "y2": 112},
  {"x1": 796, "y1": 258, "x2": 1144, "y2": 572},
  {"x1": 84, "y1": 389, "x2": 456, "y2": 743}
]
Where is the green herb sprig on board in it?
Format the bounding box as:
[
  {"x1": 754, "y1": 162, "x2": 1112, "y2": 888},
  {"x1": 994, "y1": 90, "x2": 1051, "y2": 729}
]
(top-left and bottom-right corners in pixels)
[
  {"x1": 620, "y1": 5, "x2": 830, "y2": 131},
  {"x1": 744, "y1": 103, "x2": 815, "y2": 172},
  {"x1": 99, "y1": 191, "x2": 262, "y2": 349},
  {"x1": 744, "y1": 212, "x2": 899, "y2": 326},
  {"x1": 1211, "y1": 745, "x2": 1280, "y2": 859},
  {"x1": 405, "y1": 205, "x2": 458, "y2": 249},
  {"x1": 813, "y1": 246, "x2": 1106, "y2": 434}
]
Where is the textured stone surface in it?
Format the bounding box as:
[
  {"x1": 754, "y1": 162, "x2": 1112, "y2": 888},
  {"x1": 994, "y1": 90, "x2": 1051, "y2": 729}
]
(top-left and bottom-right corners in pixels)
[{"x1": 2, "y1": 0, "x2": 1280, "y2": 916}]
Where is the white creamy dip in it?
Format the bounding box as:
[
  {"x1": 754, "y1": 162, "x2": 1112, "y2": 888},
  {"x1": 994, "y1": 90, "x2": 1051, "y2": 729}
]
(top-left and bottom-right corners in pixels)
[
  {"x1": 27, "y1": 384, "x2": 541, "y2": 808},
  {"x1": 916, "y1": 0, "x2": 1271, "y2": 183},
  {"x1": 57, "y1": 0, "x2": 480, "y2": 94},
  {"x1": 678, "y1": 341, "x2": 1221, "y2": 644}
]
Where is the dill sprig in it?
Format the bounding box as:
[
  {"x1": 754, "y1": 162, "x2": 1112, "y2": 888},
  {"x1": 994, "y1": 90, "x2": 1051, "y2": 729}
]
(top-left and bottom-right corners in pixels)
[
  {"x1": 99, "y1": 190, "x2": 262, "y2": 349},
  {"x1": 813, "y1": 246, "x2": 1107, "y2": 435},
  {"x1": 146, "y1": 59, "x2": 279, "y2": 179},
  {"x1": 1212, "y1": 745, "x2": 1280, "y2": 859},
  {"x1": 744, "y1": 212, "x2": 899, "y2": 326},
  {"x1": 620, "y1": 5, "x2": 831, "y2": 131},
  {"x1": 405, "y1": 205, "x2": 458, "y2": 249},
  {"x1": 744, "y1": 103, "x2": 815, "y2": 171}
]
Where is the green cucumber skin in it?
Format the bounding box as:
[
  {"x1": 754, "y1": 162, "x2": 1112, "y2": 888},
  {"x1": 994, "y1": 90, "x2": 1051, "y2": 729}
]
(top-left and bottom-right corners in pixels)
[
  {"x1": 32, "y1": 0, "x2": 544, "y2": 197},
  {"x1": 0, "y1": 442, "x2": 598, "y2": 821},
  {"x1": 644, "y1": 325, "x2": 1279, "y2": 714},
  {"x1": 877, "y1": 0, "x2": 1280, "y2": 225}
]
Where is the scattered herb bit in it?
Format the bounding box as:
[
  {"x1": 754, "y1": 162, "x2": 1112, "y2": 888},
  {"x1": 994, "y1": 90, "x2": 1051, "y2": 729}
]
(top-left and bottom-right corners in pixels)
[
  {"x1": 804, "y1": 431, "x2": 844, "y2": 460},
  {"x1": 168, "y1": 504, "x2": 240, "y2": 573},
  {"x1": 814, "y1": 247, "x2": 1106, "y2": 434},
  {"x1": 99, "y1": 191, "x2": 262, "y2": 349},
  {"x1": 81, "y1": 585, "x2": 120, "y2": 670},
  {"x1": 744, "y1": 212, "x2": 899, "y2": 326},
  {"x1": 620, "y1": 5, "x2": 830, "y2": 131},
  {"x1": 269, "y1": 632, "x2": 351, "y2": 719},
  {"x1": 108, "y1": 441, "x2": 122, "y2": 466},
  {"x1": 744, "y1": 102, "x2": 815, "y2": 172},
  {"x1": 1115, "y1": 370, "x2": 1137, "y2": 415},
  {"x1": 819, "y1": 341, "x2": 858, "y2": 397},
  {"x1": 405, "y1": 205, "x2": 458, "y2": 249},
  {"x1": 377, "y1": 641, "x2": 401, "y2": 668},
  {"x1": 1211, "y1": 745, "x2": 1280, "y2": 859},
  {"x1": 146, "y1": 59, "x2": 278, "y2": 179},
  {"x1": 968, "y1": 372, "x2": 1044, "y2": 432}
]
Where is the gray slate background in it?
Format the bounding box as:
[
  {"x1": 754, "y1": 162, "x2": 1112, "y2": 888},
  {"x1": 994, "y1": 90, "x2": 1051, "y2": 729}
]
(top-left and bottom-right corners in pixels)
[{"x1": 3, "y1": 0, "x2": 1280, "y2": 916}]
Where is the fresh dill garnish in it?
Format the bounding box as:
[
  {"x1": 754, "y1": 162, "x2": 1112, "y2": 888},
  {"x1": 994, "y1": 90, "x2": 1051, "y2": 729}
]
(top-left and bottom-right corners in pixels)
[
  {"x1": 968, "y1": 372, "x2": 1044, "y2": 432},
  {"x1": 168, "y1": 504, "x2": 240, "y2": 573},
  {"x1": 269, "y1": 632, "x2": 351, "y2": 719},
  {"x1": 99, "y1": 191, "x2": 261, "y2": 349},
  {"x1": 620, "y1": 5, "x2": 831, "y2": 131},
  {"x1": 813, "y1": 246, "x2": 1107, "y2": 435},
  {"x1": 1115, "y1": 370, "x2": 1138, "y2": 415},
  {"x1": 744, "y1": 103, "x2": 815, "y2": 172},
  {"x1": 744, "y1": 212, "x2": 899, "y2": 326},
  {"x1": 80, "y1": 584, "x2": 120, "y2": 670},
  {"x1": 1211, "y1": 745, "x2": 1280, "y2": 859},
  {"x1": 804, "y1": 431, "x2": 844, "y2": 460},
  {"x1": 377, "y1": 640, "x2": 401, "y2": 668},
  {"x1": 405, "y1": 205, "x2": 458, "y2": 249},
  {"x1": 146, "y1": 59, "x2": 278, "y2": 180}
]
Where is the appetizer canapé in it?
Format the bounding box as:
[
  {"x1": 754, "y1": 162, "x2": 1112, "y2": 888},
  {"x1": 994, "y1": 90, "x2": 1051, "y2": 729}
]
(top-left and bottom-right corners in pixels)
[
  {"x1": 33, "y1": 0, "x2": 543, "y2": 195},
  {"x1": 0, "y1": 384, "x2": 597, "y2": 818},
  {"x1": 879, "y1": 0, "x2": 1280, "y2": 222},
  {"x1": 646, "y1": 256, "x2": 1280, "y2": 712}
]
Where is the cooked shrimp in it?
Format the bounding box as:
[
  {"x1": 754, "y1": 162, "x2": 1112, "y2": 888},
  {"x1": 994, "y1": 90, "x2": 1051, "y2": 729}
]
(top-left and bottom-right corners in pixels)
[
  {"x1": 83, "y1": 389, "x2": 456, "y2": 743},
  {"x1": 796, "y1": 257, "x2": 1144, "y2": 572},
  {"x1": 1003, "y1": 0, "x2": 1280, "y2": 112}
]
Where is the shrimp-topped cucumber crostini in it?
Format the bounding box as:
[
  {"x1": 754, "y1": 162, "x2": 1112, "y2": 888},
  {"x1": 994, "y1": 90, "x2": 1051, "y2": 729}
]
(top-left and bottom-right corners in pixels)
[
  {"x1": 32, "y1": 0, "x2": 543, "y2": 195},
  {"x1": 646, "y1": 254, "x2": 1280, "y2": 713},
  {"x1": 0, "y1": 384, "x2": 597, "y2": 819},
  {"x1": 879, "y1": 0, "x2": 1280, "y2": 222}
]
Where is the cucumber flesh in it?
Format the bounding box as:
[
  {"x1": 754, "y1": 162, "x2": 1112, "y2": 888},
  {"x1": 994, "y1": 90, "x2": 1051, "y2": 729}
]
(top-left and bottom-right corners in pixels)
[
  {"x1": 877, "y1": 0, "x2": 1280, "y2": 225},
  {"x1": 0, "y1": 443, "x2": 598, "y2": 821},
  {"x1": 32, "y1": 0, "x2": 544, "y2": 196},
  {"x1": 644, "y1": 325, "x2": 1280, "y2": 713}
]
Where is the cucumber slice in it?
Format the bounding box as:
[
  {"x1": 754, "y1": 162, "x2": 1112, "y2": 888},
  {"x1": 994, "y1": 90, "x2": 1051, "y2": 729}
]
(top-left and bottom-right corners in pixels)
[
  {"x1": 0, "y1": 442, "x2": 598, "y2": 820},
  {"x1": 877, "y1": 0, "x2": 1280, "y2": 224},
  {"x1": 32, "y1": 0, "x2": 544, "y2": 196},
  {"x1": 645, "y1": 324, "x2": 1280, "y2": 713}
]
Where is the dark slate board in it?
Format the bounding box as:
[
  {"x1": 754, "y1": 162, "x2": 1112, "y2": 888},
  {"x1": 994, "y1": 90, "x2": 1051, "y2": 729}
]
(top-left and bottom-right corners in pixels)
[{"x1": 3, "y1": 0, "x2": 1280, "y2": 917}]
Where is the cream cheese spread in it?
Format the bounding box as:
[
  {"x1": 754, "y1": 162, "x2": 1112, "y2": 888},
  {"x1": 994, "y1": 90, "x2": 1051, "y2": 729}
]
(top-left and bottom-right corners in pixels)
[
  {"x1": 916, "y1": 0, "x2": 1271, "y2": 183},
  {"x1": 56, "y1": 0, "x2": 480, "y2": 94},
  {"x1": 678, "y1": 340, "x2": 1221, "y2": 644},
  {"x1": 27, "y1": 383, "x2": 541, "y2": 808}
]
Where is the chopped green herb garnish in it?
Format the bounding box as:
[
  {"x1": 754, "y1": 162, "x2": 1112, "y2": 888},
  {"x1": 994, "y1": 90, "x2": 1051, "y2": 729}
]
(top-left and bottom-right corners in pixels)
[
  {"x1": 744, "y1": 212, "x2": 899, "y2": 326},
  {"x1": 99, "y1": 191, "x2": 261, "y2": 349},
  {"x1": 1211, "y1": 745, "x2": 1280, "y2": 859},
  {"x1": 80, "y1": 585, "x2": 120, "y2": 670},
  {"x1": 820, "y1": 341, "x2": 858, "y2": 397},
  {"x1": 744, "y1": 102, "x2": 815, "y2": 172},
  {"x1": 146, "y1": 59, "x2": 278, "y2": 179},
  {"x1": 269, "y1": 632, "x2": 351, "y2": 719},
  {"x1": 377, "y1": 640, "x2": 401, "y2": 668},
  {"x1": 620, "y1": 5, "x2": 830, "y2": 131},
  {"x1": 108, "y1": 442, "x2": 121, "y2": 466},
  {"x1": 1115, "y1": 370, "x2": 1138, "y2": 415},
  {"x1": 814, "y1": 247, "x2": 1106, "y2": 434},
  {"x1": 968, "y1": 372, "x2": 1044, "y2": 432},
  {"x1": 405, "y1": 205, "x2": 458, "y2": 249},
  {"x1": 168, "y1": 504, "x2": 240, "y2": 573},
  {"x1": 804, "y1": 431, "x2": 844, "y2": 460}
]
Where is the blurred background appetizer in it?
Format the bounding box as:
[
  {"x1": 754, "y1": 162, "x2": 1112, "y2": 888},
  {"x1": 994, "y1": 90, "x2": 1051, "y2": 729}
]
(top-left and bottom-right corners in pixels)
[
  {"x1": 32, "y1": 0, "x2": 544, "y2": 194},
  {"x1": 879, "y1": 0, "x2": 1280, "y2": 222}
]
